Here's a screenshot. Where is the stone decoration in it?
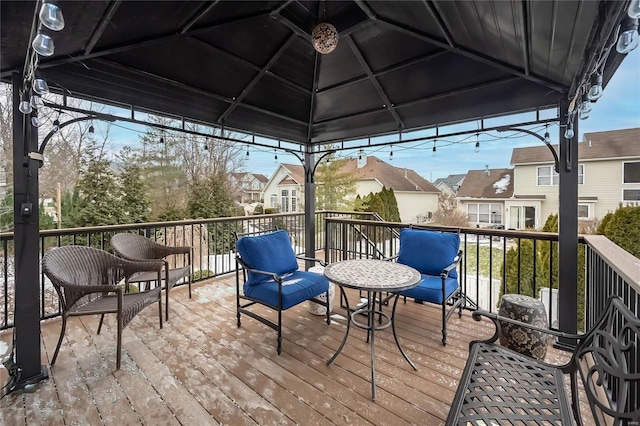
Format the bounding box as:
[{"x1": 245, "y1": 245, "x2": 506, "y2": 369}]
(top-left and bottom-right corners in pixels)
[{"x1": 498, "y1": 294, "x2": 550, "y2": 361}]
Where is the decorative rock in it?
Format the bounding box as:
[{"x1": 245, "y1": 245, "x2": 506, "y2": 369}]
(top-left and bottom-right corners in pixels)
[{"x1": 498, "y1": 294, "x2": 550, "y2": 361}]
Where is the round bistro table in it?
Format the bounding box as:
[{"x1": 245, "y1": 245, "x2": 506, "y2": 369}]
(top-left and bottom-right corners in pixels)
[{"x1": 324, "y1": 259, "x2": 421, "y2": 401}]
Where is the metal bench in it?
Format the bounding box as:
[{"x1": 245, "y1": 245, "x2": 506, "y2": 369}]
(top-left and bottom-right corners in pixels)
[{"x1": 446, "y1": 296, "x2": 640, "y2": 426}]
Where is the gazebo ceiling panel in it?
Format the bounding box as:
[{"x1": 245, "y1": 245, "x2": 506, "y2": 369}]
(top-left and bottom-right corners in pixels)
[
  {"x1": 314, "y1": 79, "x2": 384, "y2": 123},
  {"x1": 0, "y1": 0, "x2": 629, "y2": 146},
  {"x1": 107, "y1": 42, "x2": 257, "y2": 100},
  {"x1": 396, "y1": 79, "x2": 557, "y2": 131},
  {"x1": 376, "y1": 53, "x2": 511, "y2": 105},
  {"x1": 243, "y1": 75, "x2": 311, "y2": 123}
]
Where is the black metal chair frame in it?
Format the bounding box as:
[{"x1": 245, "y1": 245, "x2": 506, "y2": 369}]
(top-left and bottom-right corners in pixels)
[
  {"x1": 387, "y1": 226, "x2": 465, "y2": 345},
  {"x1": 234, "y1": 229, "x2": 331, "y2": 354}
]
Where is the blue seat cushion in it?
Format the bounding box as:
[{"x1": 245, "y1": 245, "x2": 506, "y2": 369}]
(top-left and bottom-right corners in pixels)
[
  {"x1": 398, "y1": 274, "x2": 459, "y2": 304},
  {"x1": 236, "y1": 230, "x2": 299, "y2": 285},
  {"x1": 397, "y1": 229, "x2": 460, "y2": 278},
  {"x1": 243, "y1": 270, "x2": 329, "y2": 310}
]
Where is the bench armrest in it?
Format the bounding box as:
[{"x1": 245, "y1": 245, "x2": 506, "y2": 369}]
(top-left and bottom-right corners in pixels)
[{"x1": 471, "y1": 309, "x2": 584, "y2": 346}]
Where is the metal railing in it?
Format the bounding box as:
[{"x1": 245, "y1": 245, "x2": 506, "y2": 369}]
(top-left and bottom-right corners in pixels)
[{"x1": 0, "y1": 211, "x2": 368, "y2": 329}]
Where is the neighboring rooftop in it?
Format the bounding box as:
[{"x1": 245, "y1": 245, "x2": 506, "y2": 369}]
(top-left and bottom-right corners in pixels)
[
  {"x1": 510, "y1": 127, "x2": 640, "y2": 165},
  {"x1": 457, "y1": 168, "x2": 514, "y2": 199},
  {"x1": 340, "y1": 156, "x2": 440, "y2": 193}
]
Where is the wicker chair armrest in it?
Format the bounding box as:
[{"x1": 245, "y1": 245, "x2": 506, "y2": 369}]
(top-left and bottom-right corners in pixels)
[
  {"x1": 119, "y1": 258, "x2": 164, "y2": 278},
  {"x1": 295, "y1": 255, "x2": 327, "y2": 267},
  {"x1": 382, "y1": 254, "x2": 399, "y2": 262},
  {"x1": 157, "y1": 245, "x2": 191, "y2": 257}
]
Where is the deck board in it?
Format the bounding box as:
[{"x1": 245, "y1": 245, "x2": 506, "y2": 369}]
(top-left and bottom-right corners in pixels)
[{"x1": 0, "y1": 274, "x2": 595, "y2": 425}]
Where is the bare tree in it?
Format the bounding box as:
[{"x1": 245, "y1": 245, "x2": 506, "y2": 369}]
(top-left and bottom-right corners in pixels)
[
  {"x1": 432, "y1": 192, "x2": 470, "y2": 227},
  {"x1": 0, "y1": 84, "x2": 14, "y2": 190}
]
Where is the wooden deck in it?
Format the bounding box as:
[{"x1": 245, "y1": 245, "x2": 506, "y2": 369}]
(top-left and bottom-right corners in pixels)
[{"x1": 0, "y1": 274, "x2": 595, "y2": 425}]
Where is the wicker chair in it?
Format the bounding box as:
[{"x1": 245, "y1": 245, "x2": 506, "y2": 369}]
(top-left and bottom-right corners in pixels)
[
  {"x1": 110, "y1": 233, "x2": 192, "y2": 321},
  {"x1": 42, "y1": 246, "x2": 164, "y2": 370}
]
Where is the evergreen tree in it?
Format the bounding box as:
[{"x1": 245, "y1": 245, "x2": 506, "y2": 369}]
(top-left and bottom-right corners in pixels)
[
  {"x1": 59, "y1": 188, "x2": 81, "y2": 228},
  {"x1": 600, "y1": 205, "x2": 640, "y2": 257},
  {"x1": 73, "y1": 155, "x2": 124, "y2": 226},
  {"x1": 501, "y1": 239, "x2": 536, "y2": 299},
  {"x1": 119, "y1": 163, "x2": 150, "y2": 223}
]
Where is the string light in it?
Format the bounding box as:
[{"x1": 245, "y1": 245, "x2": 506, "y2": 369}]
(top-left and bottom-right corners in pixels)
[
  {"x1": 246, "y1": 145, "x2": 250, "y2": 157},
  {"x1": 474, "y1": 133, "x2": 480, "y2": 153},
  {"x1": 432, "y1": 141, "x2": 437, "y2": 157},
  {"x1": 389, "y1": 145, "x2": 393, "y2": 160},
  {"x1": 274, "y1": 149, "x2": 278, "y2": 162}
]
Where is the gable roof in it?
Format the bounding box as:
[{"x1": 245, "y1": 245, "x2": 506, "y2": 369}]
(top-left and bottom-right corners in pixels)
[
  {"x1": 434, "y1": 174, "x2": 466, "y2": 187},
  {"x1": 339, "y1": 156, "x2": 439, "y2": 193},
  {"x1": 279, "y1": 164, "x2": 305, "y2": 186},
  {"x1": 253, "y1": 173, "x2": 269, "y2": 183},
  {"x1": 511, "y1": 127, "x2": 640, "y2": 165},
  {"x1": 457, "y1": 168, "x2": 513, "y2": 199}
]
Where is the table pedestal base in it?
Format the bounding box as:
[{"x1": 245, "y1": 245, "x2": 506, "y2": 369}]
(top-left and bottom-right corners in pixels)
[{"x1": 327, "y1": 288, "x2": 417, "y2": 401}]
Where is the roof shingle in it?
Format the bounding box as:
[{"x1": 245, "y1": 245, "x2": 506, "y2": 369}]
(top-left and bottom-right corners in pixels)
[{"x1": 457, "y1": 168, "x2": 514, "y2": 199}]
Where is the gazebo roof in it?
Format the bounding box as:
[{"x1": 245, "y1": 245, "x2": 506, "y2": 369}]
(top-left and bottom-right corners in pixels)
[{"x1": 0, "y1": 1, "x2": 631, "y2": 147}]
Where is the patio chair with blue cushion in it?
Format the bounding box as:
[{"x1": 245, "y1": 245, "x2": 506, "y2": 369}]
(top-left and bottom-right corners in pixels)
[
  {"x1": 389, "y1": 227, "x2": 464, "y2": 345},
  {"x1": 235, "y1": 229, "x2": 331, "y2": 354}
]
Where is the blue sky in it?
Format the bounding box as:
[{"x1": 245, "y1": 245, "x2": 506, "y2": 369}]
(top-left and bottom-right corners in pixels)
[{"x1": 104, "y1": 49, "x2": 639, "y2": 182}]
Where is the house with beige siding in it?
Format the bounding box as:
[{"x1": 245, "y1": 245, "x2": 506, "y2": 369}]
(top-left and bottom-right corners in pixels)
[
  {"x1": 510, "y1": 127, "x2": 640, "y2": 229},
  {"x1": 263, "y1": 156, "x2": 440, "y2": 222},
  {"x1": 456, "y1": 168, "x2": 513, "y2": 228}
]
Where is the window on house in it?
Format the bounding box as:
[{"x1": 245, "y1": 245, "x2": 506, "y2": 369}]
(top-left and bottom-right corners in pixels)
[
  {"x1": 537, "y1": 164, "x2": 584, "y2": 185},
  {"x1": 467, "y1": 203, "x2": 502, "y2": 224},
  {"x1": 623, "y1": 162, "x2": 640, "y2": 183},
  {"x1": 291, "y1": 189, "x2": 297, "y2": 212},
  {"x1": 270, "y1": 194, "x2": 278, "y2": 208},
  {"x1": 578, "y1": 204, "x2": 590, "y2": 218},
  {"x1": 623, "y1": 189, "x2": 640, "y2": 201},
  {"x1": 281, "y1": 189, "x2": 289, "y2": 212}
]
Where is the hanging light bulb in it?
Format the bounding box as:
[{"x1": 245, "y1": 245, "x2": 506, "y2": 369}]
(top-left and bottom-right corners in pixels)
[
  {"x1": 616, "y1": 18, "x2": 639, "y2": 54},
  {"x1": 31, "y1": 115, "x2": 39, "y2": 127},
  {"x1": 587, "y1": 74, "x2": 603, "y2": 101},
  {"x1": 389, "y1": 145, "x2": 393, "y2": 160},
  {"x1": 628, "y1": 0, "x2": 640, "y2": 19},
  {"x1": 89, "y1": 123, "x2": 95, "y2": 133},
  {"x1": 39, "y1": 1, "x2": 65, "y2": 31},
  {"x1": 30, "y1": 94, "x2": 43, "y2": 109},
  {"x1": 32, "y1": 32, "x2": 55, "y2": 56},
  {"x1": 32, "y1": 77, "x2": 49, "y2": 95},
  {"x1": 246, "y1": 145, "x2": 250, "y2": 157},
  {"x1": 578, "y1": 96, "x2": 592, "y2": 120},
  {"x1": 474, "y1": 133, "x2": 480, "y2": 153},
  {"x1": 432, "y1": 142, "x2": 437, "y2": 157},
  {"x1": 564, "y1": 122, "x2": 574, "y2": 140},
  {"x1": 19, "y1": 92, "x2": 32, "y2": 114},
  {"x1": 52, "y1": 118, "x2": 60, "y2": 132},
  {"x1": 544, "y1": 126, "x2": 551, "y2": 144},
  {"x1": 274, "y1": 150, "x2": 278, "y2": 162},
  {"x1": 358, "y1": 149, "x2": 363, "y2": 161}
]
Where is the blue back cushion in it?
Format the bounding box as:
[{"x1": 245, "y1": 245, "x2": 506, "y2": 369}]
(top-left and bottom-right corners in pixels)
[
  {"x1": 397, "y1": 229, "x2": 460, "y2": 278},
  {"x1": 236, "y1": 230, "x2": 299, "y2": 285}
]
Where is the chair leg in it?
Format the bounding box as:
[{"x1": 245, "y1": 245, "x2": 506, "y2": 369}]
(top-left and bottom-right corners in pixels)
[
  {"x1": 277, "y1": 308, "x2": 283, "y2": 355},
  {"x1": 441, "y1": 302, "x2": 447, "y2": 346},
  {"x1": 50, "y1": 316, "x2": 67, "y2": 366},
  {"x1": 165, "y1": 285, "x2": 170, "y2": 321},
  {"x1": 158, "y1": 298, "x2": 163, "y2": 330},
  {"x1": 97, "y1": 314, "x2": 105, "y2": 334},
  {"x1": 117, "y1": 315, "x2": 123, "y2": 370}
]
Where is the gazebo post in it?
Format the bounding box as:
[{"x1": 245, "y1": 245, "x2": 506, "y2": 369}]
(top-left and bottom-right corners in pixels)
[
  {"x1": 10, "y1": 72, "x2": 48, "y2": 390},
  {"x1": 303, "y1": 149, "x2": 316, "y2": 270},
  {"x1": 557, "y1": 99, "x2": 579, "y2": 344}
]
